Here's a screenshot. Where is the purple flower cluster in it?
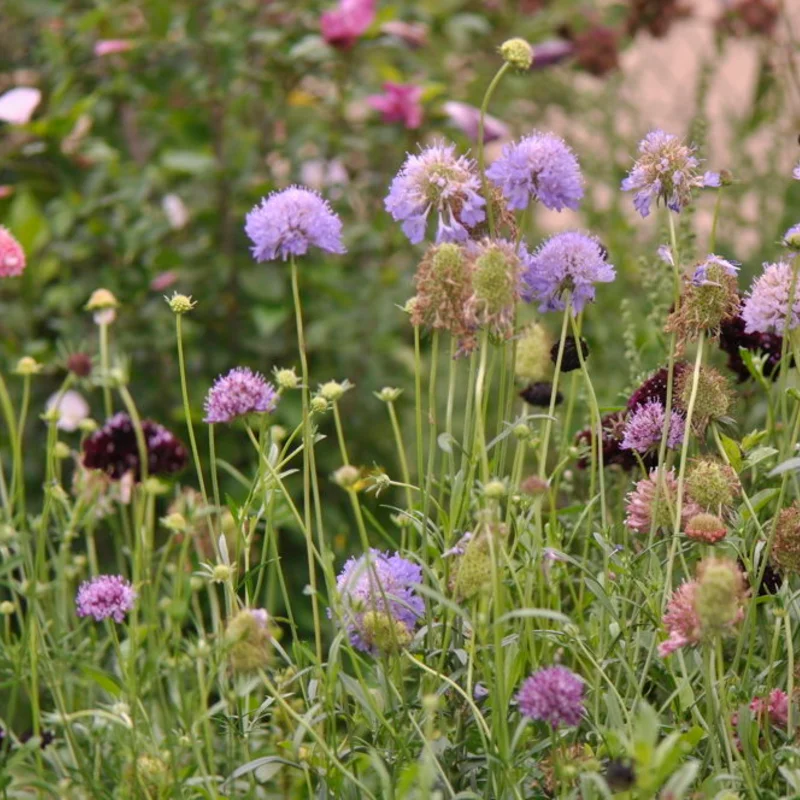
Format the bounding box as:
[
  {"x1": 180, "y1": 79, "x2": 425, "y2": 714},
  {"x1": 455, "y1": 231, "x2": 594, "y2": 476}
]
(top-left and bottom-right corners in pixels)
[
  {"x1": 486, "y1": 131, "x2": 583, "y2": 212},
  {"x1": 522, "y1": 231, "x2": 615, "y2": 314},
  {"x1": 385, "y1": 142, "x2": 485, "y2": 244},
  {"x1": 75, "y1": 575, "x2": 136, "y2": 623},
  {"x1": 82, "y1": 412, "x2": 187, "y2": 480},
  {"x1": 204, "y1": 367, "x2": 278, "y2": 424},
  {"x1": 621, "y1": 130, "x2": 720, "y2": 218},
  {"x1": 691, "y1": 254, "x2": 739, "y2": 286},
  {"x1": 516, "y1": 666, "x2": 585, "y2": 728},
  {"x1": 245, "y1": 186, "x2": 345, "y2": 262},
  {"x1": 334, "y1": 550, "x2": 424, "y2": 653},
  {"x1": 621, "y1": 399, "x2": 685, "y2": 454},
  {"x1": 742, "y1": 261, "x2": 800, "y2": 335}
]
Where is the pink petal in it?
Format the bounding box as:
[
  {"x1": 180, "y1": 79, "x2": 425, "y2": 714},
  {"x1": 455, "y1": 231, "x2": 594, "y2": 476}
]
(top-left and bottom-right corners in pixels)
[
  {"x1": 94, "y1": 39, "x2": 135, "y2": 57},
  {"x1": 0, "y1": 87, "x2": 42, "y2": 125}
]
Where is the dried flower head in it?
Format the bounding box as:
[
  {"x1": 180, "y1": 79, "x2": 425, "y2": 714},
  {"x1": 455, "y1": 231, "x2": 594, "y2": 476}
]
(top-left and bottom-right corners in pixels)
[
  {"x1": 450, "y1": 521, "x2": 507, "y2": 600},
  {"x1": 742, "y1": 261, "x2": 800, "y2": 335},
  {"x1": 82, "y1": 412, "x2": 188, "y2": 481},
  {"x1": 620, "y1": 399, "x2": 685, "y2": 454},
  {"x1": 625, "y1": 467, "x2": 699, "y2": 533},
  {"x1": 225, "y1": 608, "x2": 274, "y2": 673},
  {"x1": 465, "y1": 239, "x2": 521, "y2": 339},
  {"x1": 76, "y1": 575, "x2": 136, "y2": 623},
  {"x1": 246, "y1": 186, "x2": 345, "y2": 262},
  {"x1": 385, "y1": 142, "x2": 485, "y2": 244},
  {"x1": 486, "y1": 132, "x2": 583, "y2": 212},
  {"x1": 719, "y1": 312, "x2": 785, "y2": 382},
  {"x1": 675, "y1": 364, "x2": 732, "y2": 431},
  {"x1": 771, "y1": 503, "x2": 800, "y2": 574},
  {"x1": 515, "y1": 322, "x2": 553, "y2": 382},
  {"x1": 621, "y1": 130, "x2": 719, "y2": 218},
  {"x1": 516, "y1": 666, "x2": 584, "y2": 728},
  {"x1": 333, "y1": 550, "x2": 424, "y2": 654},
  {"x1": 685, "y1": 513, "x2": 727, "y2": 544},
  {"x1": 572, "y1": 25, "x2": 620, "y2": 76},
  {"x1": 0, "y1": 227, "x2": 26, "y2": 278},
  {"x1": 685, "y1": 458, "x2": 740, "y2": 513},
  {"x1": 204, "y1": 368, "x2": 278, "y2": 424},
  {"x1": 523, "y1": 231, "x2": 615, "y2": 314},
  {"x1": 694, "y1": 557, "x2": 747, "y2": 633}
]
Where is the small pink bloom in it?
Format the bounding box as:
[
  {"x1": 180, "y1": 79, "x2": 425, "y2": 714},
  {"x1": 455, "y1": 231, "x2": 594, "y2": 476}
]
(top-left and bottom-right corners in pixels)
[
  {"x1": 321, "y1": 0, "x2": 375, "y2": 48},
  {"x1": 0, "y1": 227, "x2": 26, "y2": 278},
  {"x1": 751, "y1": 689, "x2": 789, "y2": 728},
  {"x1": 0, "y1": 186, "x2": 14, "y2": 199},
  {"x1": 367, "y1": 82, "x2": 423, "y2": 129},
  {"x1": 94, "y1": 39, "x2": 135, "y2": 57},
  {"x1": 658, "y1": 581, "x2": 702, "y2": 656},
  {"x1": 380, "y1": 20, "x2": 428, "y2": 48},
  {"x1": 0, "y1": 87, "x2": 42, "y2": 125},
  {"x1": 150, "y1": 271, "x2": 179, "y2": 291},
  {"x1": 443, "y1": 101, "x2": 509, "y2": 144}
]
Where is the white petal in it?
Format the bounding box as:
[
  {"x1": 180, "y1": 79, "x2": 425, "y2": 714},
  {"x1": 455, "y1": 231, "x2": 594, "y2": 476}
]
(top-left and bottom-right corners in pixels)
[{"x1": 0, "y1": 87, "x2": 42, "y2": 125}]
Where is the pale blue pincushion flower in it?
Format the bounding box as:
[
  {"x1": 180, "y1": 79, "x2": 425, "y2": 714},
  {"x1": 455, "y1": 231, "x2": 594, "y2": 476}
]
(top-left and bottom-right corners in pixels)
[
  {"x1": 486, "y1": 131, "x2": 583, "y2": 212},
  {"x1": 691, "y1": 254, "x2": 739, "y2": 287},
  {"x1": 621, "y1": 130, "x2": 720, "y2": 218},
  {"x1": 742, "y1": 261, "x2": 800, "y2": 335},
  {"x1": 522, "y1": 231, "x2": 615, "y2": 314},
  {"x1": 621, "y1": 399, "x2": 685, "y2": 454},
  {"x1": 245, "y1": 185, "x2": 345, "y2": 261},
  {"x1": 385, "y1": 142, "x2": 485, "y2": 244}
]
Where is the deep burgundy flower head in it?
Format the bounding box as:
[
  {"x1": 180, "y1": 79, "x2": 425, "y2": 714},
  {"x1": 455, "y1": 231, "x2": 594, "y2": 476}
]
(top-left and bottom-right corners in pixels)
[
  {"x1": 551, "y1": 336, "x2": 589, "y2": 372},
  {"x1": 76, "y1": 575, "x2": 136, "y2": 622},
  {"x1": 520, "y1": 381, "x2": 562, "y2": 407},
  {"x1": 516, "y1": 666, "x2": 585, "y2": 728},
  {"x1": 738, "y1": 557, "x2": 783, "y2": 596},
  {"x1": 626, "y1": 363, "x2": 690, "y2": 411},
  {"x1": 82, "y1": 412, "x2": 187, "y2": 480},
  {"x1": 66, "y1": 352, "x2": 93, "y2": 378},
  {"x1": 719, "y1": 313, "x2": 785, "y2": 382},
  {"x1": 575, "y1": 411, "x2": 640, "y2": 472}
]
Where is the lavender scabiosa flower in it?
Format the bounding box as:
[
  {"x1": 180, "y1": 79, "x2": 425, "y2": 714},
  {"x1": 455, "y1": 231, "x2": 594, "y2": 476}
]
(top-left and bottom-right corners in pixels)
[
  {"x1": 245, "y1": 186, "x2": 345, "y2": 262},
  {"x1": 783, "y1": 223, "x2": 800, "y2": 250},
  {"x1": 385, "y1": 142, "x2": 485, "y2": 244},
  {"x1": 794, "y1": 162, "x2": 800, "y2": 181},
  {"x1": 82, "y1": 412, "x2": 187, "y2": 481},
  {"x1": 334, "y1": 550, "x2": 424, "y2": 654},
  {"x1": 742, "y1": 261, "x2": 800, "y2": 335},
  {"x1": 486, "y1": 132, "x2": 583, "y2": 212},
  {"x1": 204, "y1": 368, "x2": 278, "y2": 424},
  {"x1": 516, "y1": 666, "x2": 584, "y2": 728},
  {"x1": 76, "y1": 575, "x2": 136, "y2": 622},
  {"x1": 621, "y1": 399, "x2": 685, "y2": 454},
  {"x1": 522, "y1": 231, "x2": 615, "y2": 314},
  {"x1": 621, "y1": 130, "x2": 719, "y2": 218}
]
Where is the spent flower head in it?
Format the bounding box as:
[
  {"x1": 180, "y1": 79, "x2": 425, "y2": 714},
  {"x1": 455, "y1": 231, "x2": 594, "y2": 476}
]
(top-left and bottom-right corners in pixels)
[
  {"x1": 486, "y1": 132, "x2": 583, "y2": 212},
  {"x1": 465, "y1": 239, "x2": 522, "y2": 340},
  {"x1": 245, "y1": 186, "x2": 345, "y2": 262},
  {"x1": 621, "y1": 130, "x2": 719, "y2": 217},
  {"x1": 385, "y1": 141, "x2": 485, "y2": 244}
]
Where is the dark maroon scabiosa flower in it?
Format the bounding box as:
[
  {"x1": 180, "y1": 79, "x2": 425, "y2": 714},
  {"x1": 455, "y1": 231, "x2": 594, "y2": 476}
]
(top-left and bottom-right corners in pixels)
[
  {"x1": 626, "y1": 0, "x2": 692, "y2": 38},
  {"x1": 717, "y1": 0, "x2": 779, "y2": 37},
  {"x1": 572, "y1": 25, "x2": 620, "y2": 76},
  {"x1": 66, "y1": 352, "x2": 93, "y2": 378},
  {"x1": 738, "y1": 558, "x2": 783, "y2": 596},
  {"x1": 82, "y1": 412, "x2": 188, "y2": 481},
  {"x1": 604, "y1": 759, "x2": 636, "y2": 792},
  {"x1": 552, "y1": 336, "x2": 589, "y2": 373},
  {"x1": 520, "y1": 381, "x2": 562, "y2": 407},
  {"x1": 626, "y1": 363, "x2": 690, "y2": 411},
  {"x1": 718, "y1": 313, "x2": 785, "y2": 382}
]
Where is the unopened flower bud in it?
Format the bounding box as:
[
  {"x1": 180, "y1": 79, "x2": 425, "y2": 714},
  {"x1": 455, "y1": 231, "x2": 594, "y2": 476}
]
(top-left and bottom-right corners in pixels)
[
  {"x1": 783, "y1": 224, "x2": 800, "y2": 251},
  {"x1": 85, "y1": 288, "x2": 119, "y2": 311},
  {"x1": 500, "y1": 37, "x2": 534, "y2": 70},
  {"x1": 225, "y1": 608, "x2": 273, "y2": 673},
  {"x1": 15, "y1": 356, "x2": 42, "y2": 376},
  {"x1": 484, "y1": 479, "x2": 506, "y2": 499},
  {"x1": 53, "y1": 441, "x2": 71, "y2": 460},
  {"x1": 190, "y1": 576, "x2": 204, "y2": 592},
  {"x1": 376, "y1": 387, "x2": 403, "y2": 403},
  {"x1": 161, "y1": 513, "x2": 187, "y2": 533},
  {"x1": 66, "y1": 352, "x2": 92, "y2": 377},
  {"x1": 520, "y1": 475, "x2": 549, "y2": 497},
  {"x1": 0, "y1": 601, "x2": 15, "y2": 615},
  {"x1": 211, "y1": 564, "x2": 233, "y2": 583},
  {"x1": 166, "y1": 293, "x2": 196, "y2": 314},
  {"x1": 270, "y1": 425, "x2": 287, "y2": 443},
  {"x1": 333, "y1": 465, "x2": 361, "y2": 489},
  {"x1": 274, "y1": 367, "x2": 300, "y2": 390},
  {"x1": 310, "y1": 395, "x2": 328, "y2": 414},
  {"x1": 695, "y1": 557, "x2": 746, "y2": 633},
  {"x1": 319, "y1": 380, "x2": 347, "y2": 401},
  {"x1": 513, "y1": 423, "x2": 531, "y2": 440},
  {"x1": 78, "y1": 418, "x2": 98, "y2": 433}
]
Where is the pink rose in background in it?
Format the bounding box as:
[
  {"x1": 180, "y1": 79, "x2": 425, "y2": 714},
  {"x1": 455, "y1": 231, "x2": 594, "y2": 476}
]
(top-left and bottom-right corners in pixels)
[
  {"x1": 0, "y1": 88, "x2": 42, "y2": 125},
  {"x1": 94, "y1": 39, "x2": 135, "y2": 57},
  {"x1": 321, "y1": 0, "x2": 375, "y2": 49},
  {"x1": 368, "y1": 83, "x2": 423, "y2": 129},
  {"x1": 442, "y1": 101, "x2": 509, "y2": 144}
]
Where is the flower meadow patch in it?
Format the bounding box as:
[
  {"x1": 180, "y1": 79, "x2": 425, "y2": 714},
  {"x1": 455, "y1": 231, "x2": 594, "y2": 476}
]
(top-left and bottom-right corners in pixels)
[{"x1": 3, "y1": 10, "x2": 800, "y2": 798}]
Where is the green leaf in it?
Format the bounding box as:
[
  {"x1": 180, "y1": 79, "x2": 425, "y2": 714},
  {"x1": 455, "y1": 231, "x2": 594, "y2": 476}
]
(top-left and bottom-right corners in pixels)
[
  {"x1": 80, "y1": 665, "x2": 122, "y2": 698},
  {"x1": 718, "y1": 433, "x2": 742, "y2": 472},
  {"x1": 161, "y1": 150, "x2": 217, "y2": 175},
  {"x1": 768, "y1": 457, "x2": 800, "y2": 477}
]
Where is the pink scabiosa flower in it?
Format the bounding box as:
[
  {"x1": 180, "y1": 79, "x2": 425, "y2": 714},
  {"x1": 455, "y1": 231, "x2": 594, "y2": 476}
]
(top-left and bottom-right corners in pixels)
[
  {"x1": 204, "y1": 368, "x2": 278, "y2": 424},
  {"x1": 333, "y1": 550, "x2": 424, "y2": 654},
  {"x1": 0, "y1": 87, "x2": 41, "y2": 125},
  {"x1": 516, "y1": 666, "x2": 585, "y2": 728},
  {"x1": 659, "y1": 581, "x2": 701, "y2": 656},
  {"x1": 245, "y1": 186, "x2": 345, "y2": 262},
  {"x1": 442, "y1": 101, "x2": 509, "y2": 144},
  {"x1": 621, "y1": 130, "x2": 720, "y2": 218},
  {"x1": 385, "y1": 142, "x2": 485, "y2": 244},
  {"x1": 620, "y1": 399, "x2": 685, "y2": 454},
  {"x1": 82, "y1": 412, "x2": 187, "y2": 481},
  {"x1": 0, "y1": 227, "x2": 26, "y2": 278},
  {"x1": 522, "y1": 231, "x2": 615, "y2": 314},
  {"x1": 625, "y1": 467, "x2": 700, "y2": 534},
  {"x1": 45, "y1": 390, "x2": 90, "y2": 432},
  {"x1": 750, "y1": 689, "x2": 789, "y2": 728},
  {"x1": 379, "y1": 21, "x2": 428, "y2": 48},
  {"x1": 368, "y1": 83, "x2": 423, "y2": 129},
  {"x1": 742, "y1": 261, "x2": 800, "y2": 335},
  {"x1": 486, "y1": 131, "x2": 583, "y2": 212},
  {"x1": 76, "y1": 575, "x2": 136, "y2": 623},
  {"x1": 321, "y1": 0, "x2": 375, "y2": 48},
  {"x1": 94, "y1": 39, "x2": 135, "y2": 57}
]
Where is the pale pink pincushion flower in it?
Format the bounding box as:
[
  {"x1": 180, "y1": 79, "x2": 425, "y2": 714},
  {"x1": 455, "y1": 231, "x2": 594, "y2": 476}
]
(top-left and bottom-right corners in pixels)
[
  {"x1": 658, "y1": 581, "x2": 702, "y2": 656},
  {"x1": 751, "y1": 689, "x2": 790, "y2": 728},
  {"x1": 94, "y1": 39, "x2": 135, "y2": 57},
  {"x1": 321, "y1": 0, "x2": 375, "y2": 48},
  {"x1": 0, "y1": 227, "x2": 26, "y2": 278},
  {"x1": 0, "y1": 87, "x2": 41, "y2": 125},
  {"x1": 368, "y1": 83, "x2": 424, "y2": 129},
  {"x1": 624, "y1": 468, "x2": 700, "y2": 534}
]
